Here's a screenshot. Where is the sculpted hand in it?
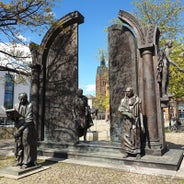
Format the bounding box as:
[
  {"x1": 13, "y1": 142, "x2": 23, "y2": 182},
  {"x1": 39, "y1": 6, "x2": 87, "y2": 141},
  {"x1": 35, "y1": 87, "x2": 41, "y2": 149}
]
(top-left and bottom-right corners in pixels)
[{"x1": 13, "y1": 130, "x2": 21, "y2": 138}]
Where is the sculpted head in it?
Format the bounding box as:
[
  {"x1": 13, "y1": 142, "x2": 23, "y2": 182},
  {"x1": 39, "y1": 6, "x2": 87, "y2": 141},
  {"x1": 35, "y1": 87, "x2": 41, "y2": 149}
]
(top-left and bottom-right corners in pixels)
[
  {"x1": 18, "y1": 93, "x2": 28, "y2": 105},
  {"x1": 125, "y1": 87, "x2": 134, "y2": 98},
  {"x1": 76, "y1": 88, "x2": 83, "y2": 97}
]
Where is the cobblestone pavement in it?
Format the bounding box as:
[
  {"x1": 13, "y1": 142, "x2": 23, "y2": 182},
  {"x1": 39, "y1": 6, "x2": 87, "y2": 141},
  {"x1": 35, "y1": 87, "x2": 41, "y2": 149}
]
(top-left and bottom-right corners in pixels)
[
  {"x1": 0, "y1": 161, "x2": 183, "y2": 184},
  {"x1": 0, "y1": 132, "x2": 183, "y2": 184}
]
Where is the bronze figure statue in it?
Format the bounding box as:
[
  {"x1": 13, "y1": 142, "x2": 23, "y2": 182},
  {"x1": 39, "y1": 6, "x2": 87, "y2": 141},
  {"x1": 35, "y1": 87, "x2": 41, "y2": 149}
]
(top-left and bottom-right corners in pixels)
[
  {"x1": 118, "y1": 87, "x2": 144, "y2": 158},
  {"x1": 6, "y1": 93, "x2": 37, "y2": 169},
  {"x1": 157, "y1": 40, "x2": 184, "y2": 97},
  {"x1": 73, "y1": 89, "x2": 94, "y2": 142}
]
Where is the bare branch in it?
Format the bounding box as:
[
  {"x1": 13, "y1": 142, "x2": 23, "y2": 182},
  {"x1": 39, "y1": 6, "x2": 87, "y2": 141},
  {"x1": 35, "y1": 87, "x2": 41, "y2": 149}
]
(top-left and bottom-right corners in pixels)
[
  {"x1": 0, "y1": 49, "x2": 31, "y2": 59},
  {"x1": 0, "y1": 65, "x2": 31, "y2": 76}
]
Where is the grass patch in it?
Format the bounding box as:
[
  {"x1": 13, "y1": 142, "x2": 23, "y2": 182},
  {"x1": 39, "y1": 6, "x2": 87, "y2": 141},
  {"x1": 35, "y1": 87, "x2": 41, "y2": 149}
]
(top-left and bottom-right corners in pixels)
[
  {"x1": 165, "y1": 128, "x2": 171, "y2": 133},
  {"x1": 0, "y1": 156, "x2": 14, "y2": 167},
  {"x1": 0, "y1": 127, "x2": 14, "y2": 139}
]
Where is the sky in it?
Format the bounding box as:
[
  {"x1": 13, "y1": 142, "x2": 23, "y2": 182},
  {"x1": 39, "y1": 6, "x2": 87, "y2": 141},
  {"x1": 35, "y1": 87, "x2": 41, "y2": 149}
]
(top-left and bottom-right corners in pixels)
[
  {"x1": 29, "y1": 0, "x2": 134, "y2": 95},
  {"x1": 1, "y1": 0, "x2": 184, "y2": 96}
]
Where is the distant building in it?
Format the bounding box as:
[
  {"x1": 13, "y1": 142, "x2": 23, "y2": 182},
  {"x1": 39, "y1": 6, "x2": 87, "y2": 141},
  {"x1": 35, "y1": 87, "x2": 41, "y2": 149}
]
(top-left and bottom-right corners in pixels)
[
  {"x1": 86, "y1": 94, "x2": 95, "y2": 109},
  {"x1": 96, "y1": 53, "x2": 108, "y2": 98},
  {"x1": 178, "y1": 103, "x2": 184, "y2": 122},
  {"x1": 163, "y1": 96, "x2": 184, "y2": 127},
  {"x1": 95, "y1": 53, "x2": 109, "y2": 120}
]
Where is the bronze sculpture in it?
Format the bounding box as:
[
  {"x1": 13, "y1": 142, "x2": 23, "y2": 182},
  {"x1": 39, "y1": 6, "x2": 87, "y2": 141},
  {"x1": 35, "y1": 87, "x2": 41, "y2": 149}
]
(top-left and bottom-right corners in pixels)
[
  {"x1": 6, "y1": 93, "x2": 37, "y2": 169},
  {"x1": 118, "y1": 87, "x2": 144, "y2": 158},
  {"x1": 73, "y1": 89, "x2": 94, "y2": 142},
  {"x1": 157, "y1": 40, "x2": 184, "y2": 97}
]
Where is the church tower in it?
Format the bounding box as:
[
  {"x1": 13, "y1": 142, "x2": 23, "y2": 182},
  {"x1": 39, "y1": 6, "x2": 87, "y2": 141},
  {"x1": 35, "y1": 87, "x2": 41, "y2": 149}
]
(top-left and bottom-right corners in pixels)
[{"x1": 96, "y1": 53, "x2": 108, "y2": 98}]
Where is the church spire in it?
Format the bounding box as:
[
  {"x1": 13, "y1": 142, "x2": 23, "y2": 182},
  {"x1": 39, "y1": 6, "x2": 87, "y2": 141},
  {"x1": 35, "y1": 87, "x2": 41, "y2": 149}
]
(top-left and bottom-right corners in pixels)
[{"x1": 100, "y1": 52, "x2": 105, "y2": 66}]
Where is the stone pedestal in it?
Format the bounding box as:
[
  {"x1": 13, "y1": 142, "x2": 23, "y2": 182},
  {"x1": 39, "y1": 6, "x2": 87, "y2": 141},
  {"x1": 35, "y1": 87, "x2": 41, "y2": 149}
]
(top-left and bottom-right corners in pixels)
[{"x1": 0, "y1": 164, "x2": 47, "y2": 179}]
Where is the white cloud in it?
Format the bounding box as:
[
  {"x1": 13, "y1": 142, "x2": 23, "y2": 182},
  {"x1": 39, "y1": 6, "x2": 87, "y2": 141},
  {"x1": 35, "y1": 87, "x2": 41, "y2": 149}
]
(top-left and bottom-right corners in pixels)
[
  {"x1": 79, "y1": 84, "x2": 96, "y2": 95},
  {"x1": 85, "y1": 84, "x2": 95, "y2": 94}
]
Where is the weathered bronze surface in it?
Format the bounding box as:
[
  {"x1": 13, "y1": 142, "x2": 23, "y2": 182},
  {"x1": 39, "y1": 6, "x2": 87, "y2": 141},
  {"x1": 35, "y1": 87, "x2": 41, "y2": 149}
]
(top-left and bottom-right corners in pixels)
[
  {"x1": 109, "y1": 10, "x2": 167, "y2": 155},
  {"x1": 6, "y1": 93, "x2": 37, "y2": 169},
  {"x1": 73, "y1": 88, "x2": 94, "y2": 142},
  {"x1": 118, "y1": 87, "x2": 143, "y2": 158},
  {"x1": 30, "y1": 11, "x2": 84, "y2": 144}
]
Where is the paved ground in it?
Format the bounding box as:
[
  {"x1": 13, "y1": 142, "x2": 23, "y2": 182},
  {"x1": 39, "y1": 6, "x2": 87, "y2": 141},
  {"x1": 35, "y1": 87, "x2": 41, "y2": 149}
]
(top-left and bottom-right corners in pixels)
[{"x1": 0, "y1": 123, "x2": 184, "y2": 183}]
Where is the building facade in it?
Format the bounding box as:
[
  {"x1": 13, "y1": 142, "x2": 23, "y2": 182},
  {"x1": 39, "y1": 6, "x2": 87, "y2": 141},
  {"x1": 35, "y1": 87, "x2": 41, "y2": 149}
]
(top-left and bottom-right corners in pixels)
[
  {"x1": 0, "y1": 71, "x2": 30, "y2": 119},
  {"x1": 95, "y1": 53, "x2": 109, "y2": 120}
]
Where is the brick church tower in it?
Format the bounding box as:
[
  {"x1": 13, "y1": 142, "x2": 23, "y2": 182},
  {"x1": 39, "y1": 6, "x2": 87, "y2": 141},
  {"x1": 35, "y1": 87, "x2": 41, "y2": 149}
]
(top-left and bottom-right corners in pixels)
[{"x1": 96, "y1": 53, "x2": 108, "y2": 97}]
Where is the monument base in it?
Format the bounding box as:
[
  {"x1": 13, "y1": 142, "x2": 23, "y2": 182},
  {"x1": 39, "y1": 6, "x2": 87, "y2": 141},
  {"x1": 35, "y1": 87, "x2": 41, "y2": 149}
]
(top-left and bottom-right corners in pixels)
[
  {"x1": 145, "y1": 140, "x2": 168, "y2": 156},
  {"x1": 37, "y1": 141, "x2": 183, "y2": 171},
  {"x1": 0, "y1": 164, "x2": 49, "y2": 179}
]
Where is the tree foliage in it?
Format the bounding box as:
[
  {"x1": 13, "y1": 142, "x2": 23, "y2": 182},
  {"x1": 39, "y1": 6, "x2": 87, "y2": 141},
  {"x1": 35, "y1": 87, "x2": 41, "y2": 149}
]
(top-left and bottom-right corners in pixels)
[
  {"x1": 132, "y1": 0, "x2": 184, "y2": 97},
  {"x1": 93, "y1": 95, "x2": 109, "y2": 113},
  {"x1": 0, "y1": 0, "x2": 56, "y2": 45},
  {"x1": 168, "y1": 41, "x2": 184, "y2": 98},
  {"x1": 0, "y1": 0, "x2": 58, "y2": 80},
  {"x1": 132, "y1": 0, "x2": 184, "y2": 41},
  {"x1": 0, "y1": 0, "x2": 58, "y2": 61}
]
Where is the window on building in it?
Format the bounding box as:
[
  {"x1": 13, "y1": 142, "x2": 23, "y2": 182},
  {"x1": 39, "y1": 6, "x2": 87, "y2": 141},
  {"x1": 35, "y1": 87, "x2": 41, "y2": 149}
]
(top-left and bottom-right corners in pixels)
[
  {"x1": 4, "y1": 73, "x2": 14, "y2": 109},
  {"x1": 178, "y1": 105, "x2": 184, "y2": 121},
  {"x1": 178, "y1": 110, "x2": 184, "y2": 119}
]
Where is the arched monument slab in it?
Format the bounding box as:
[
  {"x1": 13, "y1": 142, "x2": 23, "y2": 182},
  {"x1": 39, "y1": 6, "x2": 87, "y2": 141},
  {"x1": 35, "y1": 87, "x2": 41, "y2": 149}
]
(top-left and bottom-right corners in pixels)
[{"x1": 30, "y1": 11, "x2": 84, "y2": 144}]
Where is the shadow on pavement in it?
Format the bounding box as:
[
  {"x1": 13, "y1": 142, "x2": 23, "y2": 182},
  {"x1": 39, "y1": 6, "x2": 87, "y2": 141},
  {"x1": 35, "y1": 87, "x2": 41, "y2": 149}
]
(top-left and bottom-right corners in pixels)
[{"x1": 166, "y1": 142, "x2": 184, "y2": 150}]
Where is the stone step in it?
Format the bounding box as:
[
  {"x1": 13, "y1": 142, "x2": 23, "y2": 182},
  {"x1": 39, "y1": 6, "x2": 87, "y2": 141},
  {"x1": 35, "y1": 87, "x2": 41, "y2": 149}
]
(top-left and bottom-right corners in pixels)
[
  {"x1": 37, "y1": 141, "x2": 183, "y2": 171},
  {"x1": 38, "y1": 141, "x2": 122, "y2": 155}
]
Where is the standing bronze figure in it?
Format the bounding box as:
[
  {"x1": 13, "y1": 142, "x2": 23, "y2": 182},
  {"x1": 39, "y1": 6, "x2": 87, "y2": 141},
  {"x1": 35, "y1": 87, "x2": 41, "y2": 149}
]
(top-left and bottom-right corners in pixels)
[
  {"x1": 118, "y1": 87, "x2": 144, "y2": 158},
  {"x1": 6, "y1": 93, "x2": 37, "y2": 169},
  {"x1": 157, "y1": 40, "x2": 184, "y2": 97},
  {"x1": 73, "y1": 89, "x2": 94, "y2": 142}
]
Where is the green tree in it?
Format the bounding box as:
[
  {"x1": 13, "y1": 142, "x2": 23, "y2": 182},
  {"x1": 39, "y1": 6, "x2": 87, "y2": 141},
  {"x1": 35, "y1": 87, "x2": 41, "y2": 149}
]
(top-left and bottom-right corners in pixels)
[
  {"x1": 168, "y1": 40, "x2": 184, "y2": 97},
  {"x1": 132, "y1": 0, "x2": 184, "y2": 97},
  {"x1": 0, "y1": 0, "x2": 57, "y2": 46},
  {"x1": 93, "y1": 95, "x2": 109, "y2": 113},
  {"x1": 0, "y1": 0, "x2": 59, "y2": 80},
  {"x1": 132, "y1": 0, "x2": 184, "y2": 40}
]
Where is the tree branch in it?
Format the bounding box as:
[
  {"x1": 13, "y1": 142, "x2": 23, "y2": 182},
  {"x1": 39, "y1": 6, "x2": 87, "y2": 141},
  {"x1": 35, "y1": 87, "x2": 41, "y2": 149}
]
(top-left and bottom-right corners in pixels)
[
  {"x1": 0, "y1": 50, "x2": 31, "y2": 59},
  {"x1": 0, "y1": 65, "x2": 31, "y2": 76}
]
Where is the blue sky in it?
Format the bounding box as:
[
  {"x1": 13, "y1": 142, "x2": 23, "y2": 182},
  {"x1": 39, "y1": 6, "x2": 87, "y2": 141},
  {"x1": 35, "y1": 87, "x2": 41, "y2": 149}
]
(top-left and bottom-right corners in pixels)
[
  {"x1": 0, "y1": 0, "x2": 133, "y2": 95},
  {"x1": 51, "y1": 0, "x2": 134, "y2": 95},
  {"x1": 27, "y1": 0, "x2": 184, "y2": 95},
  {"x1": 1, "y1": 0, "x2": 184, "y2": 96}
]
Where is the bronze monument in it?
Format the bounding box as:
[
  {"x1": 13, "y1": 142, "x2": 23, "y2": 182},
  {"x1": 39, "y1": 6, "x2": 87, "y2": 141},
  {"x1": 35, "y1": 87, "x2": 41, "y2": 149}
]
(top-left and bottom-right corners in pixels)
[
  {"x1": 118, "y1": 87, "x2": 144, "y2": 158},
  {"x1": 73, "y1": 88, "x2": 94, "y2": 142},
  {"x1": 6, "y1": 93, "x2": 37, "y2": 169},
  {"x1": 157, "y1": 40, "x2": 184, "y2": 97}
]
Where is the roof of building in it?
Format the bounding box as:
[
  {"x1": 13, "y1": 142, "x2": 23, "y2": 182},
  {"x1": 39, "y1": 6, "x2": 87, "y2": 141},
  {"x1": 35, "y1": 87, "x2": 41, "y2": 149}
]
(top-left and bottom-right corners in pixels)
[{"x1": 85, "y1": 94, "x2": 95, "y2": 99}]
